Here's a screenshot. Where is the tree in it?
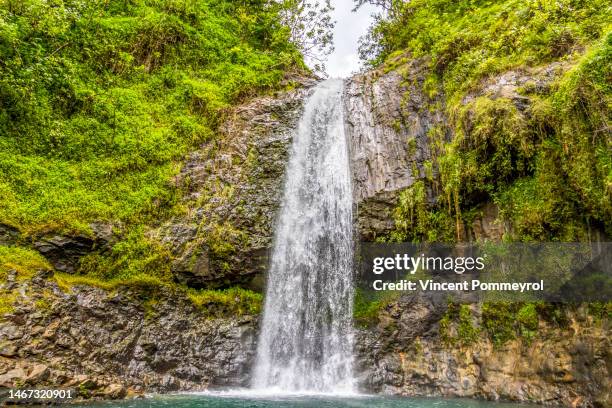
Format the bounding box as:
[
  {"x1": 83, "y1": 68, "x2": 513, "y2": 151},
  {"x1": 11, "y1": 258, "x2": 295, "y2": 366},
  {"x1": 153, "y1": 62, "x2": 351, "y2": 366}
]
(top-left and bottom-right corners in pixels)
[
  {"x1": 353, "y1": 0, "x2": 406, "y2": 64},
  {"x1": 352, "y1": 0, "x2": 404, "y2": 17},
  {"x1": 277, "y1": 0, "x2": 335, "y2": 73},
  {"x1": 352, "y1": 0, "x2": 393, "y2": 13}
]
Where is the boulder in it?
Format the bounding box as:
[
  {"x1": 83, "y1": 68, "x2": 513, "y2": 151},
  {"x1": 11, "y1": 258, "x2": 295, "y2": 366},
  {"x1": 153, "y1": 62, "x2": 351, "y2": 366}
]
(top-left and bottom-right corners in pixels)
[
  {"x1": 32, "y1": 222, "x2": 116, "y2": 274},
  {"x1": 0, "y1": 366, "x2": 26, "y2": 387}
]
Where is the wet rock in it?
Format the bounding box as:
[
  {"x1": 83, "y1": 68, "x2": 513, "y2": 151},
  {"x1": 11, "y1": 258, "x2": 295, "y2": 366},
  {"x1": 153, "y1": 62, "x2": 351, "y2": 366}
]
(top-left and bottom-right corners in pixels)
[
  {"x1": 102, "y1": 383, "x2": 127, "y2": 399},
  {"x1": 156, "y1": 76, "x2": 317, "y2": 288},
  {"x1": 0, "y1": 223, "x2": 20, "y2": 245},
  {"x1": 344, "y1": 60, "x2": 442, "y2": 240},
  {"x1": 32, "y1": 223, "x2": 116, "y2": 273},
  {"x1": 0, "y1": 324, "x2": 24, "y2": 341},
  {"x1": 0, "y1": 277, "x2": 259, "y2": 397}
]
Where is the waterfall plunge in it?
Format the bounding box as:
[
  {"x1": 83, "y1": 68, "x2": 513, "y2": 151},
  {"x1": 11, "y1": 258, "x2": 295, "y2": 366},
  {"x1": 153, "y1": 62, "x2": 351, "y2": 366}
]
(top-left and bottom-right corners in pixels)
[{"x1": 252, "y1": 79, "x2": 355, "y2": 393}]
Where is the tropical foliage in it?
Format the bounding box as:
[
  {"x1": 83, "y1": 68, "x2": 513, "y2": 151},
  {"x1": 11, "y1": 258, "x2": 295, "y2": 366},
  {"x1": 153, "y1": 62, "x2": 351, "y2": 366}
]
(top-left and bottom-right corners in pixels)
[{"x1": 361, "y1": 0, "x2": 612, "y2": 242}]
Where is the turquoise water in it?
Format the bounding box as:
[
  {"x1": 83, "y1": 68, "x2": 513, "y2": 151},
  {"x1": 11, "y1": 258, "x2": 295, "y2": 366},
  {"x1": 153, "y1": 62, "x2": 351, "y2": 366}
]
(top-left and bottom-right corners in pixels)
[{"x1": 79, "y1": 393, "x2": 535, "y2": 408}]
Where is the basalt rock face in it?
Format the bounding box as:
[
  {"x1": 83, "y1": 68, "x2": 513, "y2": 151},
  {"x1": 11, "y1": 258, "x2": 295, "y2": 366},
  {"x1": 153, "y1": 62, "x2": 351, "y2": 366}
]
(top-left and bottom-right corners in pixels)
[
  {"x1": 156, "y1": 78, "x2": 316, "y2": 288},
  {"x1": 345, "y1": 60, "x2": 610, "y2": 407},
  {"x1": 0, "y1": 271, "x2": 258, "y2": 400},
  {"x1": 344, "y1": 61, "x2": 442, "y2": 241},
  {"x1": 0, "y1": 224, "x2": 19, "y2": 246},
  {"x1": 1, "y1": 223, "x2": 117, "y2": 275},
  {"x1": 343, "y1": 60, "x2": 577, "y2": 243},
  {"x1": 354, "y1": 295, "x2": 610, "y2": 407}
]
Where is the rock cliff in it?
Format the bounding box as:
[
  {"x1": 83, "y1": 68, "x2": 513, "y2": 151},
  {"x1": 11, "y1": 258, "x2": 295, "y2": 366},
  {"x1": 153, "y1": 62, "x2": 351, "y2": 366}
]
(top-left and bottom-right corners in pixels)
[
  {"x1": 344, "y1": 60, "x2": 441, "y2": 240},
  {"x1": 0, "y1": 270, "x2": 257, "y2": 400},
  {"x1": 154, "y1": 78, "x2": 316, "y2": 288},
  {"x1": 353, "y1": 295, "x2": 610, "y2": 407},
  {"x1": 343, "y1": 59, "x2": 610, "y2": 407}
]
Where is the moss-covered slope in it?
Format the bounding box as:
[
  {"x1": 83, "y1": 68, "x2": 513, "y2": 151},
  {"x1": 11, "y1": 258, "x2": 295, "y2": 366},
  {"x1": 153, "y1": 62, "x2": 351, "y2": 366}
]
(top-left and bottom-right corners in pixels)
[
  {"x1": 0, "y1": 0, "x2": 304, "y2": 285},
  {"x1": 361, "y1": 0, "x2": 611, "y2": 242}
]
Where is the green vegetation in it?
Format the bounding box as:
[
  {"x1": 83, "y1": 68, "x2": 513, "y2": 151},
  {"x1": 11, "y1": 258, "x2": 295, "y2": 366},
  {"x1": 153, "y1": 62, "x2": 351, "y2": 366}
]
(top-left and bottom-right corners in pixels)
[
  {"x1": 361, "y1": 0, "x2": 610, "y2": 96},
  {"x1": 0, "y1": 290, "x2": 17, "y2": 315},
  {"x1": 188, "y1": 287, "x2": 263, "y2": 317},
  {"x1": 53, "y1": 271, "x2": 168, "y2": 293},
  {"x1": 481, "y1": 301, "x2": 572, "y2": 346},
  {"x1": 353, "y1": 288, "x2": 399, "y2": 326},
  {"x1": 586, "y1": 301, "x2": 612, "y2": 323},
  {"x1": 438, "y1": 301, "x2": 571, "y2": 347},
  {"x1": 78, "y1": 227, "x2": 173, "y2": 282},
  {"x1": 360, "y1": 0, "x2": 611, "y2": 243},
  {"x1": 0, "y1": 0, "x2": 302, "y2": 236},
  {"x1": 439, "y1": 303, "x2": 479, "y2": 345},
  {"x1": 0, "y1": 246, "x2": 51, "y2": 281},
  {"x1": 0, "y1": 0, "x2": 307, "y2": 286}
]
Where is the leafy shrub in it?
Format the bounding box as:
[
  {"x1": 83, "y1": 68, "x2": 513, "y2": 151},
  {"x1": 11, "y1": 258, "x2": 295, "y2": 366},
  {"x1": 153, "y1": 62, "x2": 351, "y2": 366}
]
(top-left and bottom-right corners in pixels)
[
  {"x1": 0, "y1": 0, "x2": 302, "y2": 238},
  {"x1": 0, "y1": 0, "x2": 304, "y2": 283}
]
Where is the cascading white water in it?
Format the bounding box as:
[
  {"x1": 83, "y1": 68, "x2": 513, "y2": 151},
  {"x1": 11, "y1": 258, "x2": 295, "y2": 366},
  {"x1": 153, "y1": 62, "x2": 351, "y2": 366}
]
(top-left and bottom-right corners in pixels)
[{"x1": 252, "y1": 79, "x2": 355, "y2": 393}]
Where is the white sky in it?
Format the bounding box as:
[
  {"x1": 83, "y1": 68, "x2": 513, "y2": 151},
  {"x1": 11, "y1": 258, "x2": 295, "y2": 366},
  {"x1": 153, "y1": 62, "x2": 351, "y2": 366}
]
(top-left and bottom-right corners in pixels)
[{"x1": 326, "y1": 0, "x2": 379, "y2": 78}]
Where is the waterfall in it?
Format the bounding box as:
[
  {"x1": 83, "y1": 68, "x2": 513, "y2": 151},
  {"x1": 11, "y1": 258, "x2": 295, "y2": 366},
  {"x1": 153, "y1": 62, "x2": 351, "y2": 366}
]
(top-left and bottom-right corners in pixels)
[{"x1": 252, "y1": 79, "x2": 355, "y2": 393}]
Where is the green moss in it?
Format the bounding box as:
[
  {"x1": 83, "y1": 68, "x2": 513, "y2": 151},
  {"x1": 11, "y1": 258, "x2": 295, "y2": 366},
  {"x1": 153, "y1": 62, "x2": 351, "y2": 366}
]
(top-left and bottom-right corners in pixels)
[
  {"x1": 77, "y1": 227, "x2": 173, "y2": 282},
  {"x1": 0, "y1": 246, "x2": 52, "y2": 282},
  {"x1": 53, "y1": 272, "x2": 169, "y2": 293},
  {"x1": 206, "y1": 222, "x2": 246, "y2": 260},
  {"x1": 34, "y1": 297, "x2": 51, "y2": 312},
  {"x1": 439, "y1": 302, "x2": 479, "y2": 346},
  {"x1": 0, "y1": 290, "x2": 17, "y2": 315},
  {"x1": 188, "y1": 287, "x2": 262, "y2": 318},
  {"x1": 353, "y1": 288, "x2": 399, "y2": 326},
  {"x1": 452, "y1": 97, "x2": 533, "y2": 197}
]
